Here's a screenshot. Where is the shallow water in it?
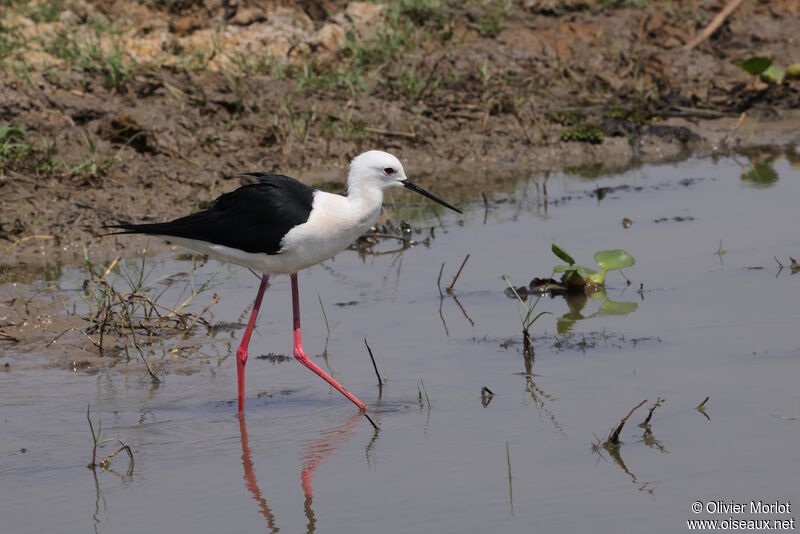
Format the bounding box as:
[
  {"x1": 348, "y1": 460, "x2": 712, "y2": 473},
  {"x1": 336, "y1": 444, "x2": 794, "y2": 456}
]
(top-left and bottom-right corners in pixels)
[{"x1": 2, "y1": 156, "x2": 800, "y2": 533}]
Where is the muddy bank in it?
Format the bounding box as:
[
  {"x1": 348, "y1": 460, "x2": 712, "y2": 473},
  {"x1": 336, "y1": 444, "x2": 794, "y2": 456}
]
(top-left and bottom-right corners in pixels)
[{"x1": 1, "y1": 0, "x2": 799, "y2": 270}]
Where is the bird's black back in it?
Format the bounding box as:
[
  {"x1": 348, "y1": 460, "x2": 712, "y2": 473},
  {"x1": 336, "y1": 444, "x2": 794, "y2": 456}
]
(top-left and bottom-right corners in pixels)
[{"x1": 106, "y1": 173, "x2": 315, "y2": 255}]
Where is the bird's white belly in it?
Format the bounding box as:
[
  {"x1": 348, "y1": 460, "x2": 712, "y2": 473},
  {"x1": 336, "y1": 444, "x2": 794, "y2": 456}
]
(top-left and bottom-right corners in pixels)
[
  {"x1": 160, "y1": 234, "x2": 357, "y2": 275},
  {"x1": 160, "y1": 192, "x2": 381, "y2": 275}
]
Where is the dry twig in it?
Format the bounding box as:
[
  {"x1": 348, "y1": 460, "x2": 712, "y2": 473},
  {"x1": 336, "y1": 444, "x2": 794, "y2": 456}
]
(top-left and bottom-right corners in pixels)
[
  {"x1": 606, "y1": 399, "x2": 647, "y2": 444},
  {"x1": 0, "y1": 235, "x2": 54, "y2": 258},
  {"x1": 684, "y1": 0, "x2": 744, "y2": 50}
]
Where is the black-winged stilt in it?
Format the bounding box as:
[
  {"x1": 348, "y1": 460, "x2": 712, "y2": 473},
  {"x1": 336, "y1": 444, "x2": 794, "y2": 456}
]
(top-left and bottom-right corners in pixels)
[{"x1": 106, "y1": 150, "x2": 461, "y2": 422}]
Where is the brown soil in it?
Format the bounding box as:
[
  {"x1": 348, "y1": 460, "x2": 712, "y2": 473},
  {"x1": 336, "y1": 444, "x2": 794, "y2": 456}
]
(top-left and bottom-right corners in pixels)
[{"x1": 1, "y1": 0, "x2": 799, "y2": 272}]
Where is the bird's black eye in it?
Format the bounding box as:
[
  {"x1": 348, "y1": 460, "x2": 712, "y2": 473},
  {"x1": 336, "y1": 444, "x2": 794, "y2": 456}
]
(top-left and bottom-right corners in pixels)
[{"x1": 383, "y1": 167, "x2": 395, "y2": 175}]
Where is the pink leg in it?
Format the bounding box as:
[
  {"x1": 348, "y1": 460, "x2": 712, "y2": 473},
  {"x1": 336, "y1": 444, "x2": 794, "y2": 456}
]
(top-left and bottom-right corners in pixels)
[
  {"x1": 237, "y1": 274, "x2": 270, "y2": 416},
  {"x1": 290, "y1": 273, "x2": 368, "y2": 412}
]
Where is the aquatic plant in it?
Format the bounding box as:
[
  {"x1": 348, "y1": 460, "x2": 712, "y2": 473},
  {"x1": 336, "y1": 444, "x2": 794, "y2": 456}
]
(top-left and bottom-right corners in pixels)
[
  {"x1": 87, "y1": 404, "x2": 134, "y2": 473},
  {"x1": 551, "y1": 244, "x2": 635, "y2": 291},
  {"x1": 503, "y1": 274, "x2": 551, "y2": 357}
]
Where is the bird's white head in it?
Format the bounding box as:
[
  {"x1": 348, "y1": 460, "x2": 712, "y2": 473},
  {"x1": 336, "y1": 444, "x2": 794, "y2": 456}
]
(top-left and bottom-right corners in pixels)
[
  {"x1": 346, "y1": 150, "x2": 462, "y2": 214},
  {"x1": 347, "y1": 150, "x2": 408, "y2": 194}
]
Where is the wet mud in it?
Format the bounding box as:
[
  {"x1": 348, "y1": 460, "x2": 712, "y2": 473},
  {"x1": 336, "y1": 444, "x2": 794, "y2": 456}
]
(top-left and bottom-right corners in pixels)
[{"x1": 2, "y1": 0, "x2": 800, "y2": 269}]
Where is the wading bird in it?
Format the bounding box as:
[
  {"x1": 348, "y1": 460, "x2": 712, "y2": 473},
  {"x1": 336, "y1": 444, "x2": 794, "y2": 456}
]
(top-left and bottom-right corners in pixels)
[{"x1": 106, "y1": 151, "x2": 461, "y2": 424}]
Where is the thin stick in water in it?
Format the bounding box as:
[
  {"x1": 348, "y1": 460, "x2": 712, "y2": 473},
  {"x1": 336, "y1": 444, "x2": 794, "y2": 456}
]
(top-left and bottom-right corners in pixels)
[
  {"x1": 420, "y1": 379, "x2": 431, "y2": 407},
  {"x1": 641, "y1": 397, "x2": 664, "y2": 426},
  {"x1": 506, "y1": 441, "x2": 514, "y2": 516},
  {"x1": 436, "y1": 262, "x2": 445, "y2": 297},
  {"x1": 363, "y1": 412, "x2": 378, "y2": 430},
  {"x1": 318, "y1": 295, "x2": 331, "y2": 336},
  {"x1": 446, "y1": 254, "x2": 470, "y2": 294},
  {"x1": 364, "y1": 337, "x2": 383, "y2": 386}
]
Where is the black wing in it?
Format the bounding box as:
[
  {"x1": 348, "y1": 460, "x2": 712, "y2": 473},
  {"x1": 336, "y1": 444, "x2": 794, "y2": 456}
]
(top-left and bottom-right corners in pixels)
[{"x1": 105, "y1": 173, "x2": 315, "y2": 255}]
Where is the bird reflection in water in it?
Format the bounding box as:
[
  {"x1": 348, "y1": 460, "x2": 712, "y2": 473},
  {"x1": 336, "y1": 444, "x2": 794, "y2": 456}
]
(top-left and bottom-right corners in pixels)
[
  {"x1": 238, "y1": 413, "x2": 365, "y2": 533},
  {"x1": 239, "y1": 417, "x2": 278, "y2": 533}
]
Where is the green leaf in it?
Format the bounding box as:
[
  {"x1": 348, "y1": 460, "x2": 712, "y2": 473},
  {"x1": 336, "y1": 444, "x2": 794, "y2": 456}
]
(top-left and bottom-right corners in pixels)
[
  {"x1": 741, "y1": 160, "x2": 779, "y2": 188},
  {"x1": 760, "y1": 65, "x2": 785, "y2": 84},
  {"x1": 0, "y1": 124, "x2": 26, "y2": 141},
  {"x1": 734, "y1": 57, "x2": 772, "y2": 76},
  {"x1": 594, "y1": 249, "x2": 636, "y2": 271},
  {"x1": 551, "y1": 244, "x2": 575, "y2": 265},
  {"x1": 597, "y1": 299, "x2": 638, "y2": 316},
  {"x1": 787, "y1": 64, "x2": 800, "y2": 80}
]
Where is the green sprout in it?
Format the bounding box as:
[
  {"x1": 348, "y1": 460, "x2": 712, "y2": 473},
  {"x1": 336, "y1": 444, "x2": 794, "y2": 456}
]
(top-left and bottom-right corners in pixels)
[
  {"x1": 87, "y1": 404, "x2": 134, "y2": 473},
  {"x1": 503, "y1": 275, "x2": 552, "y2": 358},
  {"x1": 734, "y1": 56, "x2": 788, "y2": 85}
]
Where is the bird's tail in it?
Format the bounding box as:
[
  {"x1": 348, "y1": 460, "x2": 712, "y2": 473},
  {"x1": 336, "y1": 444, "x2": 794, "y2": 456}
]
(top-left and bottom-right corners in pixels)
[{"x1": 99, "y1": 222, "x2": 166, "y2": 237}]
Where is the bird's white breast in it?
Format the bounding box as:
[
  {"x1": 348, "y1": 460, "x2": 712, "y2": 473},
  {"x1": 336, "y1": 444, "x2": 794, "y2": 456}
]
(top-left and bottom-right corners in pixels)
[{"x1": 275, "y1": 191, "x2": 381, "y2": 270}]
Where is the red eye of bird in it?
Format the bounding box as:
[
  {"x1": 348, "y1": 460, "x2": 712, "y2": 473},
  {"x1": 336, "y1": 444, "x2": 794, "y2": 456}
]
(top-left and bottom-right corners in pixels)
[{"x1": 383, "y1": 167, "x2": 395, "y2": 175}]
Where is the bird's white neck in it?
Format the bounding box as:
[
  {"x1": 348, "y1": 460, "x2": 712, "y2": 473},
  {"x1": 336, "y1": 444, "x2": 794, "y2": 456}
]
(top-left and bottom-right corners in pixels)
[{"x1": 345, "y1": 183, "x2": 384, "y2": 227}]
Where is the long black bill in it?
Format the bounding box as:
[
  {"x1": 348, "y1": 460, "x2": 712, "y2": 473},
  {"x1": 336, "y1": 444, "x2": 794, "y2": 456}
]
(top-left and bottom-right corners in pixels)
[{"x1": 401, "y1": 180, "x2": 462, "y2": 214}]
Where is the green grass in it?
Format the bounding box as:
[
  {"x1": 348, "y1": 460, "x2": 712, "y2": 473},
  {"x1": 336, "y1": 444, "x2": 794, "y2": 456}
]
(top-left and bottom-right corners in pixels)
[
  {"x1": 470, "y1": 8, "x2": 507, "y2": 38},
  {"x1": 0, "y1": 124, "x2": 30, "y2": 166},
  {"x1": 549, "y1": 110, "x2": 585, "y2": 126},
  {"x1": 560, "y1": 123, "x2": 605, "y2": 144},
  {"x1": 289, "y1": 0, "x2": 455, "y2": 98},
  {"x1": 25, "y1": 0, "x2": 63, "y2": 23},
  {"x1": 47, "y1": 30, "x2": 136, "y2": 90},
  {"x1": 2, "y1": 3, "x2": 134, "y2": 84},
  {"x1": 0, "y1": 20, "x2": 25, "y2": 69},
  {"x1": 0, "y1": 123, "x2": 79, "y2": 175},
  {"x1": 68, "y1": 133, "x2": 115, "y2": 178}
]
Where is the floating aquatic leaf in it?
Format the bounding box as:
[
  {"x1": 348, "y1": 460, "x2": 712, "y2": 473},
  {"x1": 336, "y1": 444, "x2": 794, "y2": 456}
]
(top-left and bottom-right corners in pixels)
[
  {"x1": 551, "y1": 244, "x2": 575, "y2": 265},
  {"x1": 594, "y1": 249, "x2": 636, "y2": 271},
  {"x1": 760, "y1": 66, "x2": 786, "y2": 84},
  {"x1": 734, "y1": 56, "x2": 772, "y2": 76},
  {"x1": 741, "y1": 161, "x2": 779, "y2": 188},
  {"x1": 596, "y1": 299, "x2": 638, "y2": 316}
]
